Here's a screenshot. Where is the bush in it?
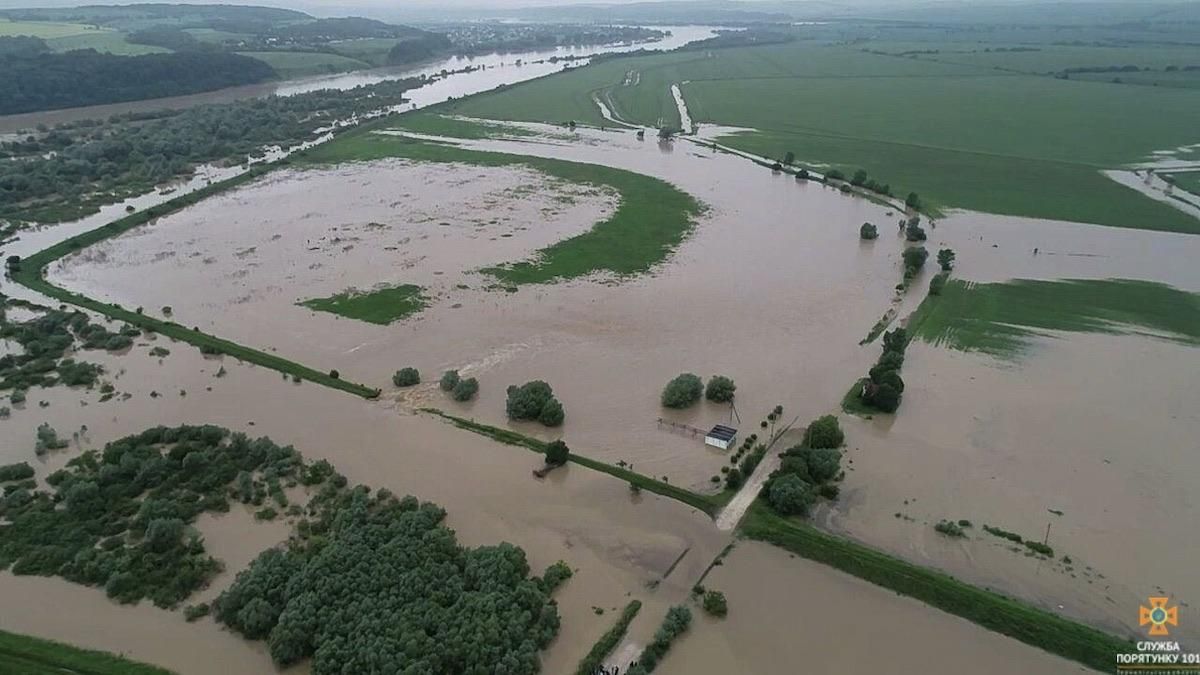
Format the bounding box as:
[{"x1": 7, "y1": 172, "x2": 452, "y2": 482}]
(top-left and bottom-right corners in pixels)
[
  {"x1": 184, "y1": 603, "x2": 210, "y2": 622},
  {"x1": 860, "y1": 222, "x2": 878, "y2": 240},
  {"x1": 392, "y1": 367, "x2": 420, "y2": 387},
  {"x1": 935, "y1": 520, "x2": 966, "y2": 538},
  {"x1": 450, "y1": 377, "x2": 479, "y2": 402},
  {"x1": 802, "y1": 415, "x2": 844, "y2": 449},
  {"x1": 439, "y1": 370, "x2": 460, "y2": 391},
  {"x1": 704, "y1": 375, "x2": 736, "y2": 403},
  {"x1": 701, "y1": 590, "x2": 728, "y2": 617},
  {"x1": 630, "y1": 605, "x2": 692, "y2": 674},
  {"x1": 767, "y1": 474, "x2": 816, "y2": 516},
  {"x1": 661, "y1": 373, "x2": 703, "y2": 408},
  {"x1": 544, "y1": 440, "x2": 570, "y2": 466}
]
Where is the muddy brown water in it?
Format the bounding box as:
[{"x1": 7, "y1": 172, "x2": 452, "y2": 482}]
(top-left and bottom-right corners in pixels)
[
  {"x1": 3, "y1": 124, "x2": 1198, "y2": 671},
  {"x1": 656, "y1": 541, "x2": 1091, "y2": 674}
]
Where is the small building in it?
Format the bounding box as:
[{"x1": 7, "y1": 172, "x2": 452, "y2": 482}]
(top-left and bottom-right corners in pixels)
[{"x1": 704, "y1": 424, "x2": 738, "y2": 451}]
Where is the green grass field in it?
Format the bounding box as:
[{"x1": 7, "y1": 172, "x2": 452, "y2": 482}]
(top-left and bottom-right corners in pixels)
[
  {"x1": 237, "y1": 50, "x2": 371, "y2": 78},
  {"x1": 299, "y1": 283, "x2": 427, "y2": 325},
  {"x1": 46, "y1": 31, "x2": 168, "y2": 55},
  {"x1": 1165, "y1": 171, "x2": 1200, "y2": 197},
  {"x1": 387, "y1": 112, "x2": 537, "y2": 140},
  {"x1": 328, "y1": 37, "x2": 404, "y2": 66},
  {"x1": 909, "y1": 278, "x2": 1200, "y2": 358},
  {"x1": 452, "y1": 41, "x2": 1200, "y2": 233},
  {"x1": 0, "y1": 17, "x2": 101, "y2": 38},
  {"x1": 0, "y1": 629, "x2": 171, "y2": 674},
  {"x1": 301, "y1": 131, "x2": 702, "y2": 285}
]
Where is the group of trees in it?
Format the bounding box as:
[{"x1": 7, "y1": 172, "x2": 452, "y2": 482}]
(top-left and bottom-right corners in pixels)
[
  {"x1": 0, "y1": 307, "x2": 143, "y2": 395},
  {"x1": 902, "y1": 246, "x2": 929, "y2": 284},
  {"x1": 0, "y1": 425, "x2": 337, "y2": 608},
  {"x1": 627, "y1": 605, "x2": 692, "y2": 674},
  {"x1": 661, "y1": 373, "x2": 736, "y2": 408},
  {"x1": 857, "y1": 328, "x2": 909, "y2": 413},
  {"x1": 439, "y1": 369, "x2": 479, "y2": 402},
  {"x1": 904, "y1": 216, "x2": 927, "y2": 242},
  {"x1": 0, "y1": 49, "x2": 277, "y2": 115},
  {"x1": 1, "y1": 74, "x2": 424, "y2": 224},
  {"x1": 215, "y1": 488, "x2": 565, "y2": 673},
  {"x1": 764, "y1": 415, "x2": 845, "y2": 517},
  {"x1": 506, "y1": 380, "x2": 565, "y2": 427}
]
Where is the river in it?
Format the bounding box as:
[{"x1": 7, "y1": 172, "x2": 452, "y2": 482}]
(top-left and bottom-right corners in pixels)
[{"x1": 0, "y1": 26, "x2": 718, "y2": 133}]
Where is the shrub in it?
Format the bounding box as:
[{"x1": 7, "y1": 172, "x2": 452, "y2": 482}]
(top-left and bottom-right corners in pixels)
[
  {"x1": 541, "y1": 560, "x2": 573, "y2": 592},
  {"x1": 392, "y1": 367, "x2": 420, "y2": 387},
  {"x1": 439, "y1": 370, "x2": 460, "y2": 391},
  {"x1": 704, "y1": 375, "x2": 736, "y2": 403},
  {"x1": 701, "y1": 590, "x2": 728, "y2": 618},
  {"x1": 11, "y1": 389, "x2": 26, "y2": 404},
  {"x1": 1025, "y1": 541, "x2": 1054, "y2": 557},
  {"x1": 767, "y1": 474, "x2": 816, "y2": 516},
  {"x1": 328, "y1": 369, "x2": 339, "y2": 379},
  {"x1": 860, "y1": 222, "x2": 878, "y2": 240},
  {"x1": 802, "y1": 415, "x2": 844, "y2": 449},
  {"x1": 935, "y1": 520, "x2": 966, "y2": 537},
  {"x1": 724, "y1": 467, "x2": 743, "y2": 489},
  {"x1": 661, "y1": 373, "x2": 703, "y2": 408},
  {"x1": 184, "y1": 603, "x2": 210, "y2": 622},
  {"x1": 544, "y1": 440, "x2": 570, "y2": 466},
  {"x1": 450, "y1": 377, "x2": 479, "y2": 402}
]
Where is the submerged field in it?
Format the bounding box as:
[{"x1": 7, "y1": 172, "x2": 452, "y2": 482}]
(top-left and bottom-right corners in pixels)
[{"x1": 449, "y1": 39, "x2": 1200, "y2": 232}]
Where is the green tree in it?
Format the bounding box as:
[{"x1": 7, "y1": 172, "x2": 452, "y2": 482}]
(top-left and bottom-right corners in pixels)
[
  {"x1": 767, "y1": 474, "x2": 816, "y2": 516},
  {"x1": 868, "y1": 382, "x2": 901, "y2": 412},
  {"x1": 439, "y1": 369, "x2": 460, "y2": 391},
  {"x1": 851, "y1": 169, "x2": 868, "y2": 186},
  {"x1": 860, "y1": 222, "x2": 878, "y2": 240},
  {"x1": 544, "y1": 440, "x2": 570, "y2": 466},
  {"x1": 783, "y1": 151, "x2": 795, "y2": 165},
  {"x1": 802, "y1": 415, "x2": 844, "y2": 449},
  {"x1": 704, "y1": 375, "x2": 736, "y2": 403},
  {"x1": 661, "y1": 373, "x2": 703, "y2": 408},
  {"x1": 902, "y1": 246, "x2": 929, "y2": 277},
  {"x1": 937, "y1": 248, "x2": 956, "y2": 271},
  {"x1": 702, "y1": 590, "x2": 728, "y2": 617},
  {"x1": 506, "y1": 380, "x2": 554, "y2": 420},
  {"x1": 392, "y1": 367, "x2": 420, "y2": 387},
  {"x1": 905, "y1": 218, "x2": 927, "y2": 242},
  {"x1": 798, "y1": 446, "x2": 843, "y2": 483},
  {"x1": 929, "y1": 271, "x2": 948, "y2": 296},
  {"x1": 905, "y1": 192, "x2": 921, "y2": 209},
  {"x1": 539, "y1": 397, "x2": 565, "y2": 427},
  {"x1": 451, "y1": 377, "x2": 479, "y2": 402}
]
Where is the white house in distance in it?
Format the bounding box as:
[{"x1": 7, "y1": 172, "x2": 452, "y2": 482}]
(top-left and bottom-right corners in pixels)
[{"x1": 704, "y1": 424, "x2": 738, "y2": 450}]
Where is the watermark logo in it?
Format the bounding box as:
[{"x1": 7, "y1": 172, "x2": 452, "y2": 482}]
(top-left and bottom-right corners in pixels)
[{"x1": 1141, "y1": 597, "x2": 1180, "y2": 637}]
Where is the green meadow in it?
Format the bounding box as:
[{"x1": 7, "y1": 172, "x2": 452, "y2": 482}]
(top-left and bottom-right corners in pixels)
[
  {"x1": 909, "y1": 278, "x2": 1200, "y2": 358},
  {"x1": 451, "y1": 40, "x2": 1200, "y2": 233},
  {"x1": 0, "y1": 629, "x2": 170, "y2": 674},
  {"x1": 1166, "y1": 172, "x2": 1200, "y2": 197},
  {"x1": 301, "y1": 132, "x2": 702, "y2": 285},
  {"x1": 386, "y1": 112, "x2": 537, "y2": 140},
  {"x1": 235, "y1": 50, "x2": 370, "y2": 78},
  {"x1": 300, "y1": 284, "x2": 428, "y2": 325}
]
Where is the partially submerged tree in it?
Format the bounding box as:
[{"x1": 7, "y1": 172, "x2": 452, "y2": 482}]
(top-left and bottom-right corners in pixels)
[
  {"x1": 661, "y1": 373, "x2": 703, "y2": 408},
  {"x1": 937, "y1": 248, "x2": 956, "y2": 271},
  {"x1": 544, "y1": 440, "x2": 570, "y2": 466},
  {"x1": 860, "y1": 222, "x2": 878, "y2": 240},
  {"x1": 705, "y1": 375, "x2": 736, "y2": 403},
  {"x1": 451, "y1": 377, "x2": 479, "y2": 402},
  {"x1": 506, "y1": 380, "x2": 564, "y2": 427},
  {"x1": 439, "y1": 369, "x2": 460, "y2": 391},
  {"x1": 802, "y1": 415, "x2": 844, "y2": 449},
  {"x1": 392, "y1": 367, "x2": 420, "y2": 387}
]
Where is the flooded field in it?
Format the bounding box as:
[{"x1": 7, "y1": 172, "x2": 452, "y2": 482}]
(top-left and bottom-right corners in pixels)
[
  {"x1": 658, "y1": 541, "x2": 1089, "y2": 674},
  {"x1": 828, "y1": 330, "x2": 1200, "y2": 645},
  {"x1": 6, "y1": 120, "x2": 1199, "y2": 672},
  {"x1": 0, "y1": 341, "x2": 727, "y2": 674}
]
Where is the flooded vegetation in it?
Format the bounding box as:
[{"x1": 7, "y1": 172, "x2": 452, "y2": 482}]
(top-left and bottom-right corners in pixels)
[{"x1": 2, "y1": 4, "x2": 1199, "y2": 673}]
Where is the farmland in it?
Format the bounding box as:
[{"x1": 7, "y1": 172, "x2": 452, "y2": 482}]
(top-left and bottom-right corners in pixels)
[{"x1": 451, "y1": 38, "x2": 1200, "y2": 232}]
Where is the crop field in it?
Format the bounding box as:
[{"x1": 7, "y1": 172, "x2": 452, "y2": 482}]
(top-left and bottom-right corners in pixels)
[
  {"x1": 236, "y1": 50, "x2": 371, "y2": 78},
  {"x1": 453, "y1": 41, "x2": 1200, "y2": 232},
  {"x1": 908, "y1": 278, "x2": 1200, "y2": 359},
  {"x1": 301, "y1": 132, "x2": 702, "y2": 284}
]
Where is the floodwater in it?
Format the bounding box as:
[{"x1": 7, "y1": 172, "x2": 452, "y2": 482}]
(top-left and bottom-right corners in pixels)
[
  {"x1": 0, "y1": 26, "x2": 718, "y2": 133},
  {"x1": 657, "y1": 541, "x2": 1090, "y2": 674},
  {"x1": 0, "y1": 340, "x2": 728, "y2": 674},
  {"x1": 826, "y1": 331, "x2": 1200, "y2": 646},
  {"x1": 5, "y1": 120, "x2": 1200, "y2": 672}
]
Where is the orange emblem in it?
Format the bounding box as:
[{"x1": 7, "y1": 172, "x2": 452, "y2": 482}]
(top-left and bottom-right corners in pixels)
[{"x1": 1140, "y1": 597, "x2": 1179, "y2": 636}]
